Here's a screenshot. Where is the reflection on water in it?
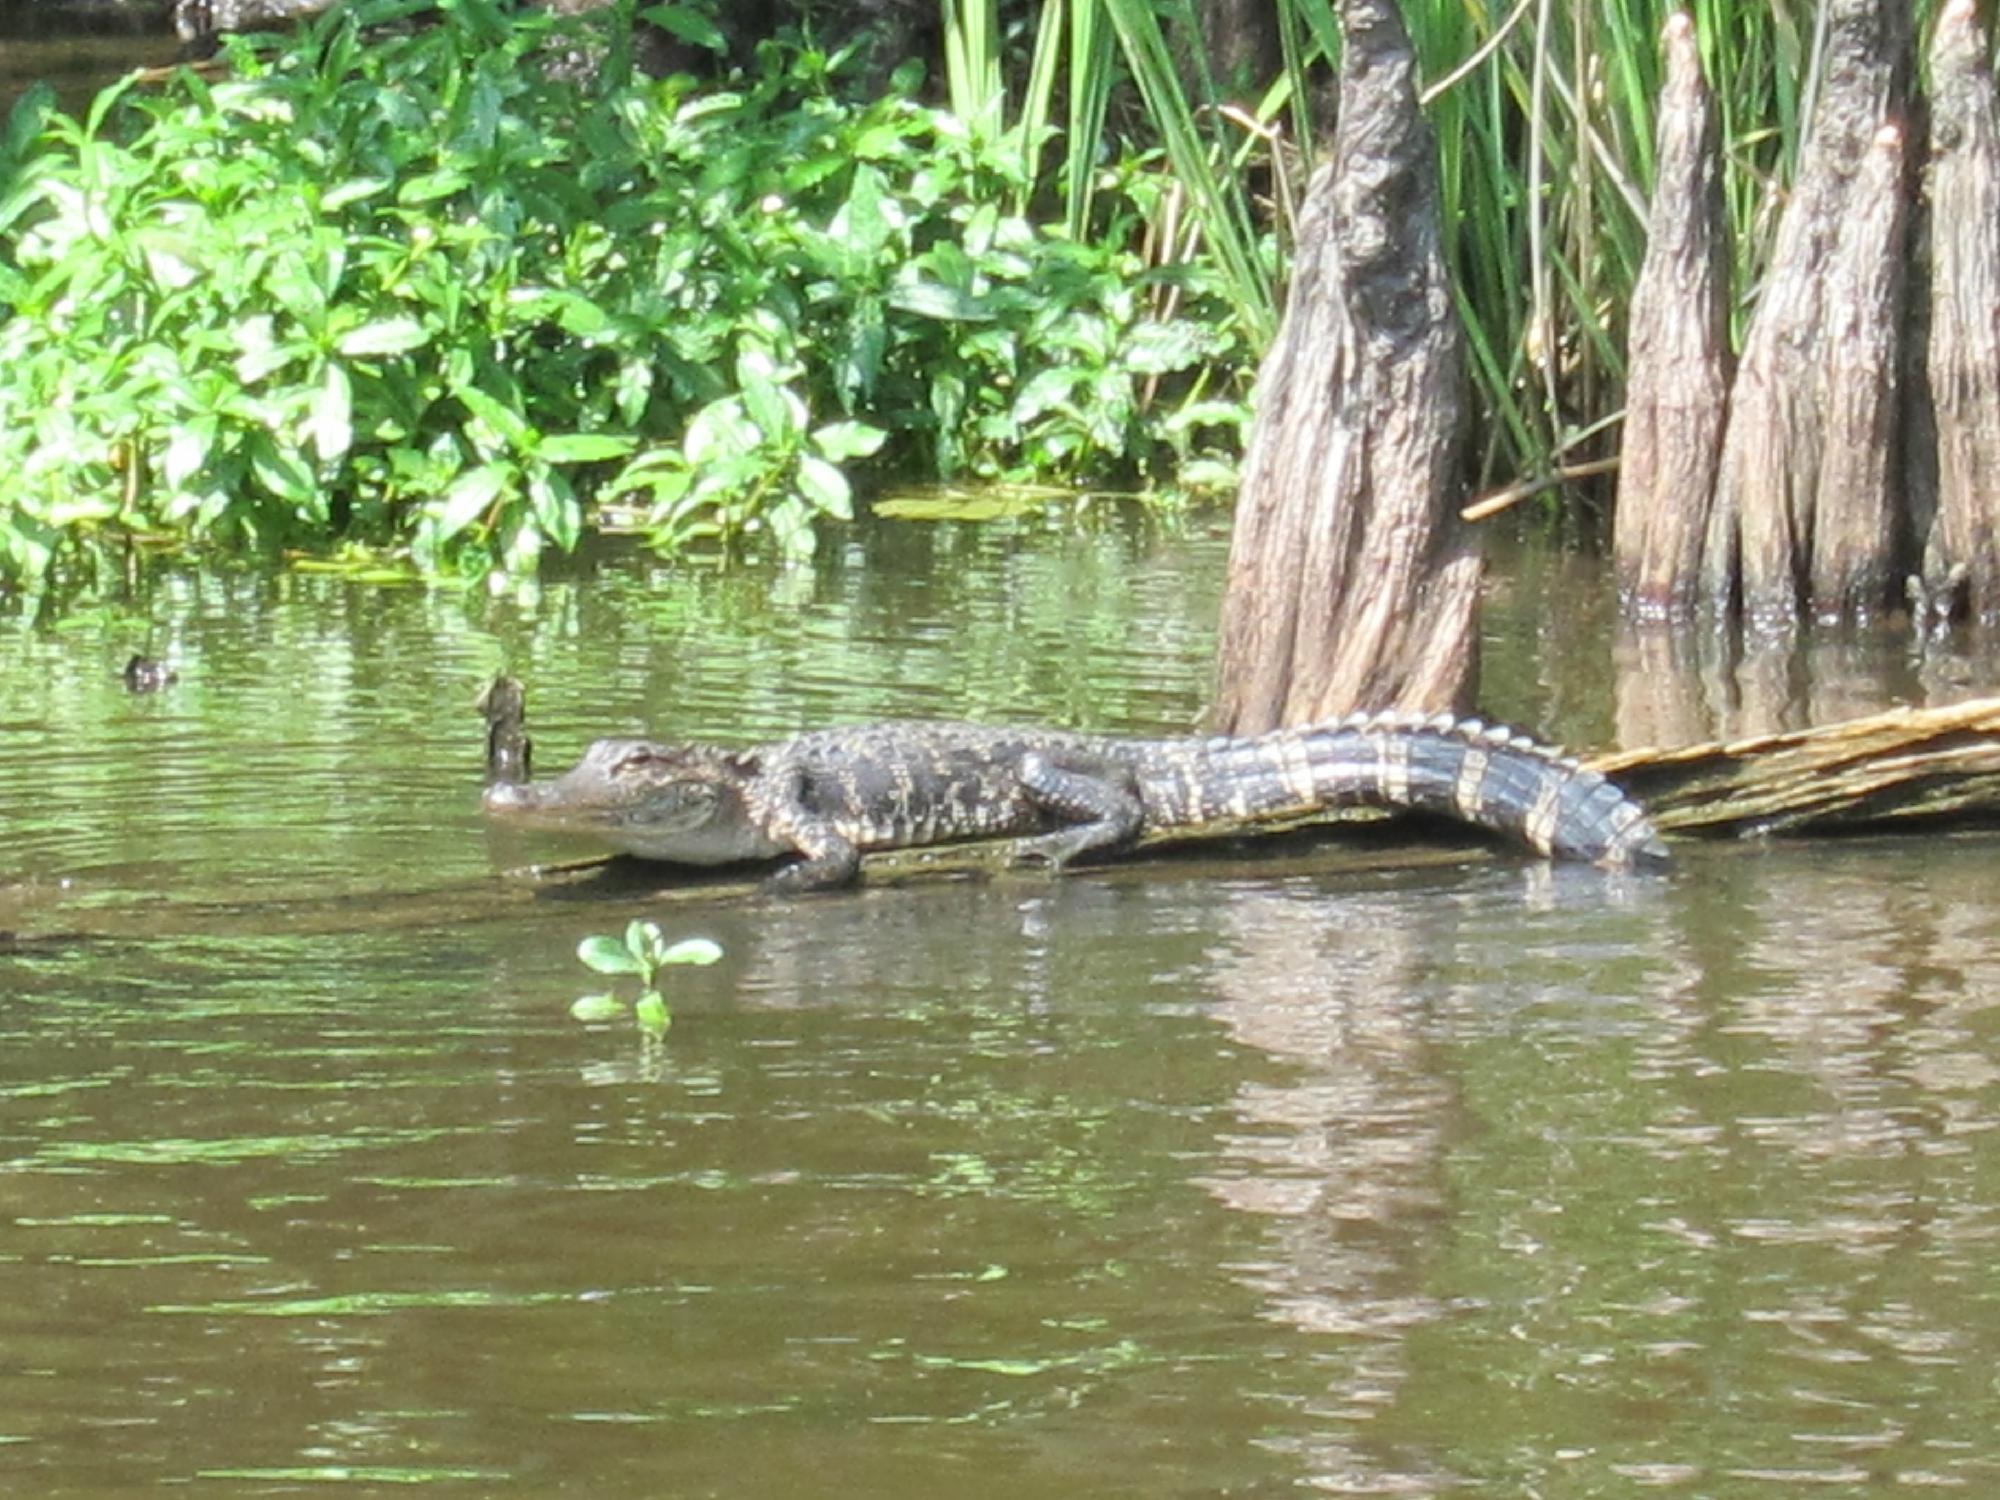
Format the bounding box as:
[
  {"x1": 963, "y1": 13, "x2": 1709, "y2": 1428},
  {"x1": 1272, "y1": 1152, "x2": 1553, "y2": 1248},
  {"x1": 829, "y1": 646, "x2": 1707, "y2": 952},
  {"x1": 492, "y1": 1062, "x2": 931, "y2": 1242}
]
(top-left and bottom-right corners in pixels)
[
  {"x1": 1, "y1": 19, "x2": 182, "y2": 118},
  {"x1": 6, "y1": 523, "x2": 2000, "y2": 1495}
]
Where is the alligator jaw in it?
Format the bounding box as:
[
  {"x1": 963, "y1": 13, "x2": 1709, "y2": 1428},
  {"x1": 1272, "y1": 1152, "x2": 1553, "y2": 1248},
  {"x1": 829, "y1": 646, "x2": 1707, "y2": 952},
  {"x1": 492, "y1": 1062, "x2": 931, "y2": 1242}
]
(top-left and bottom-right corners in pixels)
[{"x1": 479, "y1": 742, "x2": 785, "y2": 866}]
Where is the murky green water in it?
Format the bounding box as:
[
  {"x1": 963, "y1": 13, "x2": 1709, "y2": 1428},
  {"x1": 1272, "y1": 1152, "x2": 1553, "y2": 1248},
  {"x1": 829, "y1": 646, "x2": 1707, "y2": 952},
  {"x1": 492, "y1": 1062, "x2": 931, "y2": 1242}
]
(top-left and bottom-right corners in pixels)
[{"x1": 7, "y1": 518, "x2": 2000, "y2": 1497}]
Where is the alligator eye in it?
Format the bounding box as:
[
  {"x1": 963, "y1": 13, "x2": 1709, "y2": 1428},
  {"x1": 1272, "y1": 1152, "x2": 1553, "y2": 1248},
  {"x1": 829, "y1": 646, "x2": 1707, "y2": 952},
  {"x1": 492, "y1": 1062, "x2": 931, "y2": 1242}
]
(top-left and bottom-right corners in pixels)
[
  {"x1": 674, "y1": 783, "x2": 720, "y2": 814},
  {"x1": 613, "y1": 748, "x2": 658, "y2": 776}
]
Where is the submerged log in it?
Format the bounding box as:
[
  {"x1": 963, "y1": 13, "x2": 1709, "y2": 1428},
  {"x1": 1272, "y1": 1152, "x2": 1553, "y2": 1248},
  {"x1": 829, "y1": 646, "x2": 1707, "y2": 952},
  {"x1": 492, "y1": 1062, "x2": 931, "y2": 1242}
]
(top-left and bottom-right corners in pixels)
[
  {"x1": 1209, "y1": 0, "x2": 1479, "y2": 733},
  {"x1": 1921, "y1": 0, "x2": 2000, "y2": 627},
  {"x1": 1702, "y1": 0, "x2": 1912, "y2": 629},
  {"x1": 1613, "y1": 12, "x2": 1733, "y2": 621}
]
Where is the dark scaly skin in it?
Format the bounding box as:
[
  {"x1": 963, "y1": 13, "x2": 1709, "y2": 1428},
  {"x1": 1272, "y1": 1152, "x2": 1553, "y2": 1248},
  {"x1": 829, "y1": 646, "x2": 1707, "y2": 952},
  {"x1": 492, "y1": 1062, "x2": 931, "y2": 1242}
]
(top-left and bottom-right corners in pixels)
[{"x1": 482, "y1": 714, "x2": 1669, "y2": 892}]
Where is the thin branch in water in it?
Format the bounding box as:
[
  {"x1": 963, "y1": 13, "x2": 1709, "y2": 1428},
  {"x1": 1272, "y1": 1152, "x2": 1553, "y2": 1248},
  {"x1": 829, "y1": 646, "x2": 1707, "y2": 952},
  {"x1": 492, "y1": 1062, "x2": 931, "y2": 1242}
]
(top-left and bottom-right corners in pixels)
[{"x1": 1462, "y1": 456, "x2": 1621, "y2": 523}]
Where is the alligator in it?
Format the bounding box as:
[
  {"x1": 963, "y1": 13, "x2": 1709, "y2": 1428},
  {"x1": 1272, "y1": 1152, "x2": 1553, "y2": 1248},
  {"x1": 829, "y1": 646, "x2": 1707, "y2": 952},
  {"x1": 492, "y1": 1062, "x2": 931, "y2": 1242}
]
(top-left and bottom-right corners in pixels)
[{"x1": 480, "y1": 714, "x2": 1669, "y2": 892}]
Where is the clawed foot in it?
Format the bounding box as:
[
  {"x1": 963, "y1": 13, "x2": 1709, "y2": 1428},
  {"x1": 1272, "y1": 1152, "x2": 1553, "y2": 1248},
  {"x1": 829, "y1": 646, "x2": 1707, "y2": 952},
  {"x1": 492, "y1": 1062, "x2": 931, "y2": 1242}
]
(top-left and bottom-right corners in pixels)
[
  {"x1": 1006, "y1": 830, "x2": 1096, "y2": 872},
  {"x1": 760, "y1": 859, "x2": 855, "y2": 895}
]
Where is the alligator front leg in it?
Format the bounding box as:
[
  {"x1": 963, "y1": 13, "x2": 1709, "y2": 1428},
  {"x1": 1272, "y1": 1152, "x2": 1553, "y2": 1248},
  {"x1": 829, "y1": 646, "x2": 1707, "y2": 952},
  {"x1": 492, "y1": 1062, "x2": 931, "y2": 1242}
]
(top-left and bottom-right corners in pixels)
[
  {"x1": 755, "y1": 765, "x2": 863, "y2": 892},
  {"x1": 1007, "y1": 752, "x2": 1145, "y2": 870}
]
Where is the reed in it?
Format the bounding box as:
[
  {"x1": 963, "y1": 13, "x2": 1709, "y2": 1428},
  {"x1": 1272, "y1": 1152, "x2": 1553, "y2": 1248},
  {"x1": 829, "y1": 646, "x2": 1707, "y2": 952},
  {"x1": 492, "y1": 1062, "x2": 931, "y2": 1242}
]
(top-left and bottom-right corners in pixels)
[{"x1": 933, "y1": 0, "x2": 1859, "y2": 491}]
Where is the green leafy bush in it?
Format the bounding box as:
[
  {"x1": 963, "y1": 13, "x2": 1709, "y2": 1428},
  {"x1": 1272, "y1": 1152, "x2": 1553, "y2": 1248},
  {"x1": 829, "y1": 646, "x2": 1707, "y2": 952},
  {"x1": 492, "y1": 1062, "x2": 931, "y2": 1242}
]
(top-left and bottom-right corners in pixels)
[{"x1": 0, "y1": 0, "x2": 1250, "y2": 582}]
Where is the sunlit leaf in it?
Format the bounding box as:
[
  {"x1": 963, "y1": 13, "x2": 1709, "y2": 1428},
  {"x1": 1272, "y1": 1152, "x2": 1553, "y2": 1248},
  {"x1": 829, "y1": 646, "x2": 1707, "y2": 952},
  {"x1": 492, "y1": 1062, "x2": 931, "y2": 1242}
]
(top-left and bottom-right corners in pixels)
[
  {"x1": 659, "y1": 937, "x2": 723, "y2": 967},
  {"x1": 623, "y1": 919, "x2": 664, "y2": 960},
  {"x1": 429, "y1": 463, "x2": 510, "y2": 541},
  {"x1": 795, "y1": 454, "x2": 852, "y2": 519},
  {"x1": 161, "y1": 419, "x2": 217, "y2": 491},
  {"x1": 310, "y1": 362, "x2": 353, "y2": 463},
  {"x1": 539, "y1": 433, "x2": 638, "y2": 464},
  {"x1": 642, "y1": 3, "x2": 726, "y2": 51},
  {"x1": 633, "y1": 991, "x2": 671, "y2": 1036},
  {"x1": 569, "y1": 993, "x2": 627, "y2": 1023},
  {"x1": 398, "y1": 169, "x2": 471, "y2": 204},
  {"x1": 319, "y1": 177, "x2": 390, "y2": 212},
  {"x1": 337, "y1": 319, "x2": 430, "y2": 358},
  {"x1": 249, "y1": 438, "x2": 315, "y2": 503},
  {"x1": 579, "y1": 934, "x2": 647, "y2": 975},
  {"x1": 812, "y1": 421, "x2": 887, "y2": 463},
  {"x1": 887, "y1": 278, "x2": 994, "y2": 322}
]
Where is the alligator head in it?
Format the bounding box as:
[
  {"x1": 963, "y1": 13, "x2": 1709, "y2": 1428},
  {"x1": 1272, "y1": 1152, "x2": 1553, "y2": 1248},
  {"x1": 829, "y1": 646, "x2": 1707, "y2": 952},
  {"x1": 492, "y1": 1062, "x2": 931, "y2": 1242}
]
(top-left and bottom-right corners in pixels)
[{"x1": 480, "y1": 737, "x2": 785, "y2": 865}]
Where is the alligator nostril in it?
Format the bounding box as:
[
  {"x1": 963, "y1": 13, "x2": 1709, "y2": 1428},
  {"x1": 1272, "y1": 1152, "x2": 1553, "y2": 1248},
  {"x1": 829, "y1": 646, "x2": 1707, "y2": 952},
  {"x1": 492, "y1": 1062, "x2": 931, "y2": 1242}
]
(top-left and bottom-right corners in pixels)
[{"x1": 481, "y1": 781, "x2": 531, "y2": 812}]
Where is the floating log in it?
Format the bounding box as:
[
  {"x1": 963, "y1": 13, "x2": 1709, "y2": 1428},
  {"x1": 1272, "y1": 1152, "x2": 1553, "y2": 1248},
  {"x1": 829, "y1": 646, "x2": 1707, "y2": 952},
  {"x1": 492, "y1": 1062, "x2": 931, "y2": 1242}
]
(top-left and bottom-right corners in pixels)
[
  {"x1": 1589, "y1": 695, "x2": 2000, "y2": 838},
  {"x1": 1208, "y1": 0, "x2": 1479, "y2": 732}
]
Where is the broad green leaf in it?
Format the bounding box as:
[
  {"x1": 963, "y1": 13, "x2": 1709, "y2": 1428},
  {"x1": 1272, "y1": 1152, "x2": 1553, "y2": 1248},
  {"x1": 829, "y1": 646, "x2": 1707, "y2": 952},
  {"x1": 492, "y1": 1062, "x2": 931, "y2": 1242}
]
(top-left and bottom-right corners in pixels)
[
  {"x1": 829, "y1": 164, "x2": 894, "y2": 265},
  {"x1": 1122, "y1": 320, "x2": 1214, "y2": 374},
  {"x1": 320, "y1": 177, "x2": 390, "y2": 212},
  {"x1": 398, "y1": 170, "x2": 471, "y2": 205},
  {"x1": 579, "y1": 934, "x2": 647, "y2": 975},
  {"x1": 161, "y1": 418, "x2": 217, "y2": 491},
  {"x1": 337, "y1": 319, "x2": 430, "y2": 358},
  {"x1": 249, "y1": 438, "x2": 315, "y2": 503},
  {"x1": 659, "y1": 937, "x2": 723, "y2": 967},
  {"x1": 642, "y1": 4, "x2": 726, "y2": 51},
  {"x1": 454, "y1": 382, "x2": 534, "y2": 450},
  {"x1": 684, "y1": 399, "x2": 758, "y2": 464},
  {"x1": 633, "y1": 992, "x2": 671, "y2": 1036},
  {"x1": 429, "y1": 463, "x2": 510, "y2": 542},
  {"x1": 795, "y1": 454, "x2": 851, "y2": 519},
  {"x1": 538, "y1": 433, "x2": 637, "y2": 464},
  {"x1": 887, "y1": 279, "x2": 993, "y2": 322},
  {"x1": 811, "y1": 421, "x2": 886, "y2": 463},
  {"x1": 310, "y1": 363, "x2": 353, "y2": 463},
  {"x1": 741, "y1": 376, "x2": 800, "y2": 444},
  {"x1": 569, "y1": 994, "x2": 626, "y2": 1023},
  {"x1": 527, "y1": 469, "x2": 581, "y2": 552},
  {"x1": 624, "y1": 919, "x2": 664, "y2": 960}
]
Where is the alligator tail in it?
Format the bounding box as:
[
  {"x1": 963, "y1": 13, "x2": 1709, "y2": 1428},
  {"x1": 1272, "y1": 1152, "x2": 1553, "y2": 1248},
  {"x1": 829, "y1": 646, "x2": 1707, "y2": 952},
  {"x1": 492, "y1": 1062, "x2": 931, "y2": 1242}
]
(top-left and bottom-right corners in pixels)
[{"x1": 1158, "y1": 713, "x2": 1669, "y2": 869}]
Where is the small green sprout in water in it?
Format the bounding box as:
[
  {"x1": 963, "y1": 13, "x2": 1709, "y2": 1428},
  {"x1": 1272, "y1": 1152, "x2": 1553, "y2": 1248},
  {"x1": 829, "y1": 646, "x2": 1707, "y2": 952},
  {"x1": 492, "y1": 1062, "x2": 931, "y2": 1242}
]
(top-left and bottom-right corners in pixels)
[{"x1": 570, "y1": 922, "x2": 722, "y2": 1036}]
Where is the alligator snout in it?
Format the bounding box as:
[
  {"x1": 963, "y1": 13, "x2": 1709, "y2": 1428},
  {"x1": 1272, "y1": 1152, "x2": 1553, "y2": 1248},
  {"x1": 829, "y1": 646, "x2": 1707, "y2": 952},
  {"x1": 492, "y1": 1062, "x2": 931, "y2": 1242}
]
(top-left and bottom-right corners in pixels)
[{"x1": 481, "y1": 779, "x2": 537, "y2": 814}]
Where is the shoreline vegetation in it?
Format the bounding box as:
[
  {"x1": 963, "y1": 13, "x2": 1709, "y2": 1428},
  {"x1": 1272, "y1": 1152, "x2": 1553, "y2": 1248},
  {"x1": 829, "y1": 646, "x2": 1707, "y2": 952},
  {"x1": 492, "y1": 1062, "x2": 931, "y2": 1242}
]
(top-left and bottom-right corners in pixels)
[{"x1": 0, "y1": 0, "x2": 1982, "y2": 672}]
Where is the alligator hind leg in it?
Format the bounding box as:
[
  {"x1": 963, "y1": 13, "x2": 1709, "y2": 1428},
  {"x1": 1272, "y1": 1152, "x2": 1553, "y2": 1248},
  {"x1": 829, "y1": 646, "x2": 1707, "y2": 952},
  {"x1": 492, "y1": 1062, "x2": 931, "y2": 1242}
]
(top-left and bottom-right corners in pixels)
[{"x1": 1007, "y1": 752, "x2": 1145, "y2": 870}]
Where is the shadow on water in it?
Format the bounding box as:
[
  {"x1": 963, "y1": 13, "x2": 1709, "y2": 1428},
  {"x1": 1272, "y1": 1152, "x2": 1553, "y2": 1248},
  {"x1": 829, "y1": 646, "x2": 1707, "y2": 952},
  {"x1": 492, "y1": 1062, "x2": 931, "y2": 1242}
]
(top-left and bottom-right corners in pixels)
[
  {"x1": 6, "y1": 524, "x2": 2000, "y2": 1495},
  {"x1": 1, "y1": 3, "x2": 182, "y2": 116}
]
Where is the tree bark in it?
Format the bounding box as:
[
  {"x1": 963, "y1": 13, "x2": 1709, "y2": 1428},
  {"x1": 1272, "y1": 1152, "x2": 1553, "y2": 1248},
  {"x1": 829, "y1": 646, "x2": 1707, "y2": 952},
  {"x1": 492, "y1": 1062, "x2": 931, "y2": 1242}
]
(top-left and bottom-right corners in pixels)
[
  {"x1": 1921, "y1": 0, "x2": 2000, "y2": 627},
  {"x1": 1806, "y1": 123, "x2": 1909, "y2": 622},
  {"x1": 1209, "y1": 0, "x2": 1477, "y2": 733},
  {"x1": 1197, "y1": 0, "x2": 1282, "y2": 104},
  {"x1": 1701, "y1": 0, "x2": 1911, "y2": 630},
  {"x1": 1613, "y1": 11, "x2": 1732, "y2": 622}
]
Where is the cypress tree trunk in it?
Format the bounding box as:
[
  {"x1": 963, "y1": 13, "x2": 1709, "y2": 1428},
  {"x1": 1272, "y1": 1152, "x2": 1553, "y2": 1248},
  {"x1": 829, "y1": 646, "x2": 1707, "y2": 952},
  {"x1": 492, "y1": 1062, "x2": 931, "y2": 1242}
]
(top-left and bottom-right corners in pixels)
[
  {"x1": 1921, "y1": 0, "x2": 2000, "y2": 627},
  {"x1": 1701, "y1": 0, "x2": 1912, "y2": 630},
  {"x1": 1807, "y1": 123, "x2": 1909, "y2": 622},
  {"x1": 1210, "y1": 0, "x2": 1478, "y2": 733},
  {"x1": 1197, "y1": 0, "x2": 1282, "y2": 102},
  {"x1": 1613, "y1": 11, "x2": 1732, "y2": 622}
]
